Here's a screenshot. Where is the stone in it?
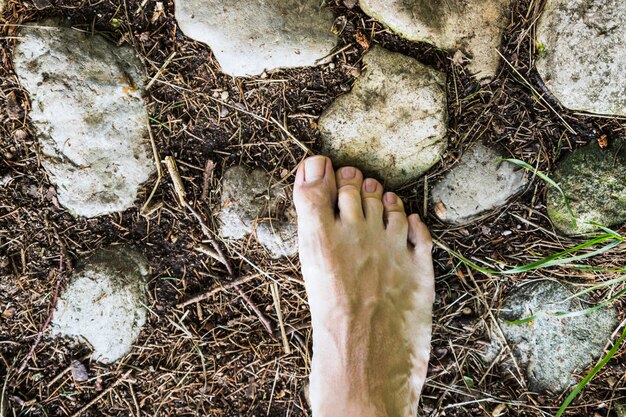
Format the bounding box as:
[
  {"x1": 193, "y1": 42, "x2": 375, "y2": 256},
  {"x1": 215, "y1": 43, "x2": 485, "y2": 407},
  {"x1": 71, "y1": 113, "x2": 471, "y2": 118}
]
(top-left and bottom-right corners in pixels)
[
  {"x1": 547, "y1": 139, "x2": 626, "y2": 235},
  {"x1": 430, "y1": 143, "x2": 526, "y2": 224},
  {"x1": 51, "y1": 247, "x2": 149, "y2": 364},
  {"x1": 13, "y1": 22, "x2": 154, "y2": 218},
  {"x1": 219, "y1": 166, "x2": 297, "y2": 258},
  {"x1": 498, "y1": 280, "x2": 617, "y2": 393},
  {"x1": 536, "y1": 0, "x2": 626, "y2": 116},
  {"x1": 359, "y1": 0, "x2": 511, "y2": 79},
  {"x1": 319, "y1": 46, "x2": 447, "y2": 188},
  {"x1": 174, "y1": 0, "x2": 337, "y2": 76}
]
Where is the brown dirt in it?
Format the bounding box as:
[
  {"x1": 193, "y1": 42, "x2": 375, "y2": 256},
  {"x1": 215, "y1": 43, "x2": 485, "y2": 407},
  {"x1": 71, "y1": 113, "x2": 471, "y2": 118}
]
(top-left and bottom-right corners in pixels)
[{"x1": 1, "y1": 0, "x2": 625, "y2": 416}]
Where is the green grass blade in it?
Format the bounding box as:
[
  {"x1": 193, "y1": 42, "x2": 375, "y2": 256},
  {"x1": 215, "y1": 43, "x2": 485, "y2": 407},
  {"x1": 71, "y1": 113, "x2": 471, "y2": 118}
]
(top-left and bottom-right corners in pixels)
[{"x1": 555, "y1": 324, "x2": 626, "y2": 417}]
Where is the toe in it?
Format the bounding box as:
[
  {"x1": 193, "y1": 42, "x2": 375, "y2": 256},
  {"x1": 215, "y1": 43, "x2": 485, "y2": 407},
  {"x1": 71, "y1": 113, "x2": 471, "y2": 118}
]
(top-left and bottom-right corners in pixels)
[
  {"x1": 362, "y1": 178, "x2": 384, "y2": 224},
  {"x1": 383, "y1": 192, "x2": 408, "y2": 236},
  {"x1": 408, "y1": 214, "x2": 433, "y2": 253},
  {"x1": 336, "y1": 166, "x2": 364, "y2": 221},
  {"x1": 293, "y1": 156, "x2": 338, "y2": 228}
]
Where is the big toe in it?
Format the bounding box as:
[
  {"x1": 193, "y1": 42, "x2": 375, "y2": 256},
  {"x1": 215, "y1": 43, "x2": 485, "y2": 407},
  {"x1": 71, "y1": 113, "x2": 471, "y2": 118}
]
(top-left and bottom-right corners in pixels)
[{"x1": 293, "y1": 156, "x2": 338, "y2": 228}]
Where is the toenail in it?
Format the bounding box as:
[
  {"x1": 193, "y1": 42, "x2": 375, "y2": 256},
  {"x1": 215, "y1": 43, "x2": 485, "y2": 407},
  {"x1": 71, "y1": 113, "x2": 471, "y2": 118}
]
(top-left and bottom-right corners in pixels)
[
  {"x1": 364, "y1": 178, "x2": 377, "y2": 193},
  {"x1": 384, "y1": 193, "x2": 397, "y2": 204},
  {"x1": 304, "y1": 156, "x2": 326, "y2": 181},
  {"x1": 340, "y1": 167, "x2": 356, "y2": 179}
]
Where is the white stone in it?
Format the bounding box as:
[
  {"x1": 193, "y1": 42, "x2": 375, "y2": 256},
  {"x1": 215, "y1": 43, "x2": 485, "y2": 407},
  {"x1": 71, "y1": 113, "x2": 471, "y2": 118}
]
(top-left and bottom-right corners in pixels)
[
  {"x1": 219, "y1": 166, "x2": 297, "y2": 258},
  {"x1": 498, "y1": 281, "x2": 617, "y2": 393},
  {"x1": 431, "y1": 143, "x2": 526, "y2": 225},
  {"x1": 51, "y1": 247, "x2": 149, "y2": 364},
  {"x1": 536, "y1": 0, "x2": 626, "y2": 116},
  {"x1": 174, "y1": 0, "x2": 337, "y2": 76},
  {"x1": 13, "y1": 23, "x2": 154, "y2": 218},
  {"x1": 319, "y1": 46, "x2": 447, "y2": 188},
  {"x1": 359, "y1": 0, "x2": 511, "y2": 79}
]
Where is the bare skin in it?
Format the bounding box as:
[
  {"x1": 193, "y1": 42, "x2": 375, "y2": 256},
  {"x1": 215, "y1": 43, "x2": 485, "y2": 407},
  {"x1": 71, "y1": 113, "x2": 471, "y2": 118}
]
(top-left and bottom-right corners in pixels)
[{"x1": 293, "y1": 156, "x2": 435, "y2": 417}]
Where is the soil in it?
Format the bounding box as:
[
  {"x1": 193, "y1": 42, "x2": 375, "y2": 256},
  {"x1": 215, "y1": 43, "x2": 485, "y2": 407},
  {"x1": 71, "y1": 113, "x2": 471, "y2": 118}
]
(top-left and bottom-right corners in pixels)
[{"x1": 1, "y1": 0, "x2": 625, "y2": 416}]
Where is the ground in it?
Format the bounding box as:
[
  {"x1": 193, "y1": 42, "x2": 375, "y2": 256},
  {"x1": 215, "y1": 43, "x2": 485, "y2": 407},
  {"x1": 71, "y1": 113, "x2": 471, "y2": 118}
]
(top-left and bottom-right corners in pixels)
[{"x1": 1, "y1": 0, "x2": 625, "y2": 416}]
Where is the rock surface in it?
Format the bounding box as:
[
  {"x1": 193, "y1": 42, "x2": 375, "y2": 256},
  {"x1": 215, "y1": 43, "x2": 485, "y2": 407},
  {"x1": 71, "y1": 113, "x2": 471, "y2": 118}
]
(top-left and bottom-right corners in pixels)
[
  {"x1": 536, "y1": 0, "x2": 626, "y2": 116},
  {"x1": 431, "y1": 143, "x2": 526, "y2": 224},
  {"x1": 51, "y1": 247, "x2": 149, "y2": 364},
  {"x1": 498, "y1": 280, "x2": 616, "y2": 393},
  {"x1": 175, "y1": 0, "x2": 337, "y2": 76},
  {"x1": 547, "y1": 139, "x2": 626, "y2": 235},
  {"x1": 13, "y1": 23, "x2": 153, "y2": 218},
  {"x1": 219, "y1": 166, "x2": 297, "y2": 258},
  {"x1": 359, "y1": 0, "x2": 511, "y2": 78},
  {"x1": 319, "y1": 46, "x2": 447, "y2": 188}
]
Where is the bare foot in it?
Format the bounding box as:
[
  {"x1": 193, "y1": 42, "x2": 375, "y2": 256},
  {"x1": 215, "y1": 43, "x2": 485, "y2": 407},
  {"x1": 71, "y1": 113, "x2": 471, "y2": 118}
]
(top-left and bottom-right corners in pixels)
[{"x1": 293, "y1": 156, "x2": 435, "y2": 417}]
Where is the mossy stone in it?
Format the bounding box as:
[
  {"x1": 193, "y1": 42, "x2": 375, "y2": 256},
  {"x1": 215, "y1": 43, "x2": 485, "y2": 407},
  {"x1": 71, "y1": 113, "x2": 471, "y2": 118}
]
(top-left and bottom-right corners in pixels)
[{"x1": 547, "y1": 139, "x2": 626, "y2": 235}]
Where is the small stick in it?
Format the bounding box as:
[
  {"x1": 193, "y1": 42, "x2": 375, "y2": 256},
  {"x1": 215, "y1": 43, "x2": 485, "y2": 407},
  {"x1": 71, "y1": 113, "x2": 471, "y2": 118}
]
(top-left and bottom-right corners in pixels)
[
  {"x1": 165, "y1": 156, "x2": 275, "y2": 336},
  {"x1": 185, "y1": 203, "x2": 234, "y2": 277},
  {"x1": 146, "y1": 51, "x2": 176, "y2": 90},
  {"x1": 18, "y1": 233, "x2": 67, "y2": 375},
  {"x1": 200, "y1": 159, "x2": 215, "y2": 201},
  {"x1": 176, "y1": 274, "x2": 261, "y2": 308},
  {"x1": 270, "y1": 282, "x2": 291, "y2": 354},
  {"x1": 164, "y1": 156, "x2": 187, "y2": 206},
  {"x1": 236, "y1": 286, "x2": 274, "y2": 335},
  {"x1": 70, "y1": 370, "x2": 132, "y2": 417}
]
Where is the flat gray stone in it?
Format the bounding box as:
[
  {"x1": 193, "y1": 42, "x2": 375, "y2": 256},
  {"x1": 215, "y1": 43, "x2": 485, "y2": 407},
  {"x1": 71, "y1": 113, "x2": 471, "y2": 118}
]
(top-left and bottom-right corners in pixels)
[
  {"x1": 536, "y1": 0, "x2": 626, "y2": 116},
  {"x1": 219, "y1": 166, "x2": 297, "y2": 258},
  {"x1": 175, "y1": 0, "x2": 337, "y2": 76},
  {"x1": 359, "y1": 0, "x2": 511, "y2": 79},
  {"x1": 319, "y1": 46, "x2": 447, "y2": 188},
  {"x1": 431, "y1": 143, "x2": 526, "y2": 224},
  {"x1": 547, "y1": 140, "x2": 626, "y2": 235},
  {"x1": 51, "y1": 247, "x2": 149, "y2": 364},
  {"x1": 499, "y1": 281, "x2": 617, "y2": 393},
  {"x1": 13, "y1": 23, "x2": 154, "y2": 218}
]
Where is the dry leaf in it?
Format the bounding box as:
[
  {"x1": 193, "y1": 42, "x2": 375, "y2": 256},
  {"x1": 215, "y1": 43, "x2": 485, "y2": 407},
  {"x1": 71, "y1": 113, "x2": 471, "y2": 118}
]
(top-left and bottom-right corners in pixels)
[
  {"x1": 598, "y1": 134, "x2": 609, "y2": 149},
  {"x1": 1, "y1": 307, "x2": 16, "y2": 319},
  {"x1": 434, "y1": 198, "x2": 448, "y2": 220},
  {"x1": 492, "y1": 403, "x2": 507, "y2": 417},
  {"x1": 455, "y1": 269, "x2": 467, "y2": 284},
  {"x1": 343, "y1": 0, "x2": 358, "y2": 8},
  {"x1": 354, "y1": 31, "x2": 370, "y2": 49}
]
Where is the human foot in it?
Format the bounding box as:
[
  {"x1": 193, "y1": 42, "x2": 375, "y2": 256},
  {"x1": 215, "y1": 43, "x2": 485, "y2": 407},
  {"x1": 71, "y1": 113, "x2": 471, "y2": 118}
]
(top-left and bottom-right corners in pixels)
[{"x1": 293, "y1": 156, "x2": 435, "y2": 417}]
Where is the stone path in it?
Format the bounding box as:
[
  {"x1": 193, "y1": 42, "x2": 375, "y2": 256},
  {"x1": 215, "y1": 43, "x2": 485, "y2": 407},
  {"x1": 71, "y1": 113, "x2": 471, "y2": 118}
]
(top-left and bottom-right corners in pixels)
[
  {"x1": 431, "y1": 143, "x2": 527, "y2": 224},
  {"x1": 219, "y1": 166, "x2": 298, "y2": 258},
  {"x1": 51, "y1": 247, "x2": 149, "y2": 364},
  {"x1": 536, "y1": 0, "x2": 626, "y2": 116},
  {"x1": 359, "y1": 0, "x2": 511, "y2": 79},
  {"x1": 5, "y1": 0, "x2": 626, "y2": 403},
  {"x1": 496, "y1": 281, "x2": 616, "y2": 393},
  {"x1": 547, "y1": 139, "x2": 626, "y2": 235},
  {"x1": 13, "y1": 22, "x2": 154, "y2": 218},
  {"x1": 175, "y1": 0, "x2": 337, "y2": 76},
  {"x1": 320, "y1": 46, "x2": 447, "y2": 188}
]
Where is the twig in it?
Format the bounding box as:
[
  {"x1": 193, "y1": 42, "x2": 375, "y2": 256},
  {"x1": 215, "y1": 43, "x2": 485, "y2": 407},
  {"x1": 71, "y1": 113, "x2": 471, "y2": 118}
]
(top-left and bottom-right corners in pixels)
[
  {"x1": 140, "y1": 122, "x2": 163, "y2": 215},
  {"x1": 270, "y1": 282, "x2": 291, "y2": 354},
  {"x1": 200, "y1": 159, "x2": 215, "y2": 201},
  {"x1": 70, "y1": 370, "x2": 133, "y2": 417},
  {"x1": 164, "y1": 156, "x2": 276, "y2": 336},
  {"x1": 164, "y1": 156, "x2": 187, "y2": 206},
  {"x1": 146, "y1": 51, "x2": 176, "y2": 90},
  {"x1": 176, "y1": 274, "x2": 261, "y2": 308},
  {"x1": 496, "y1": 49, "x2": 576, "y2": 134},
  {"x1": 18, "y1": 235, "x2": 67, "y2": 374}
]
